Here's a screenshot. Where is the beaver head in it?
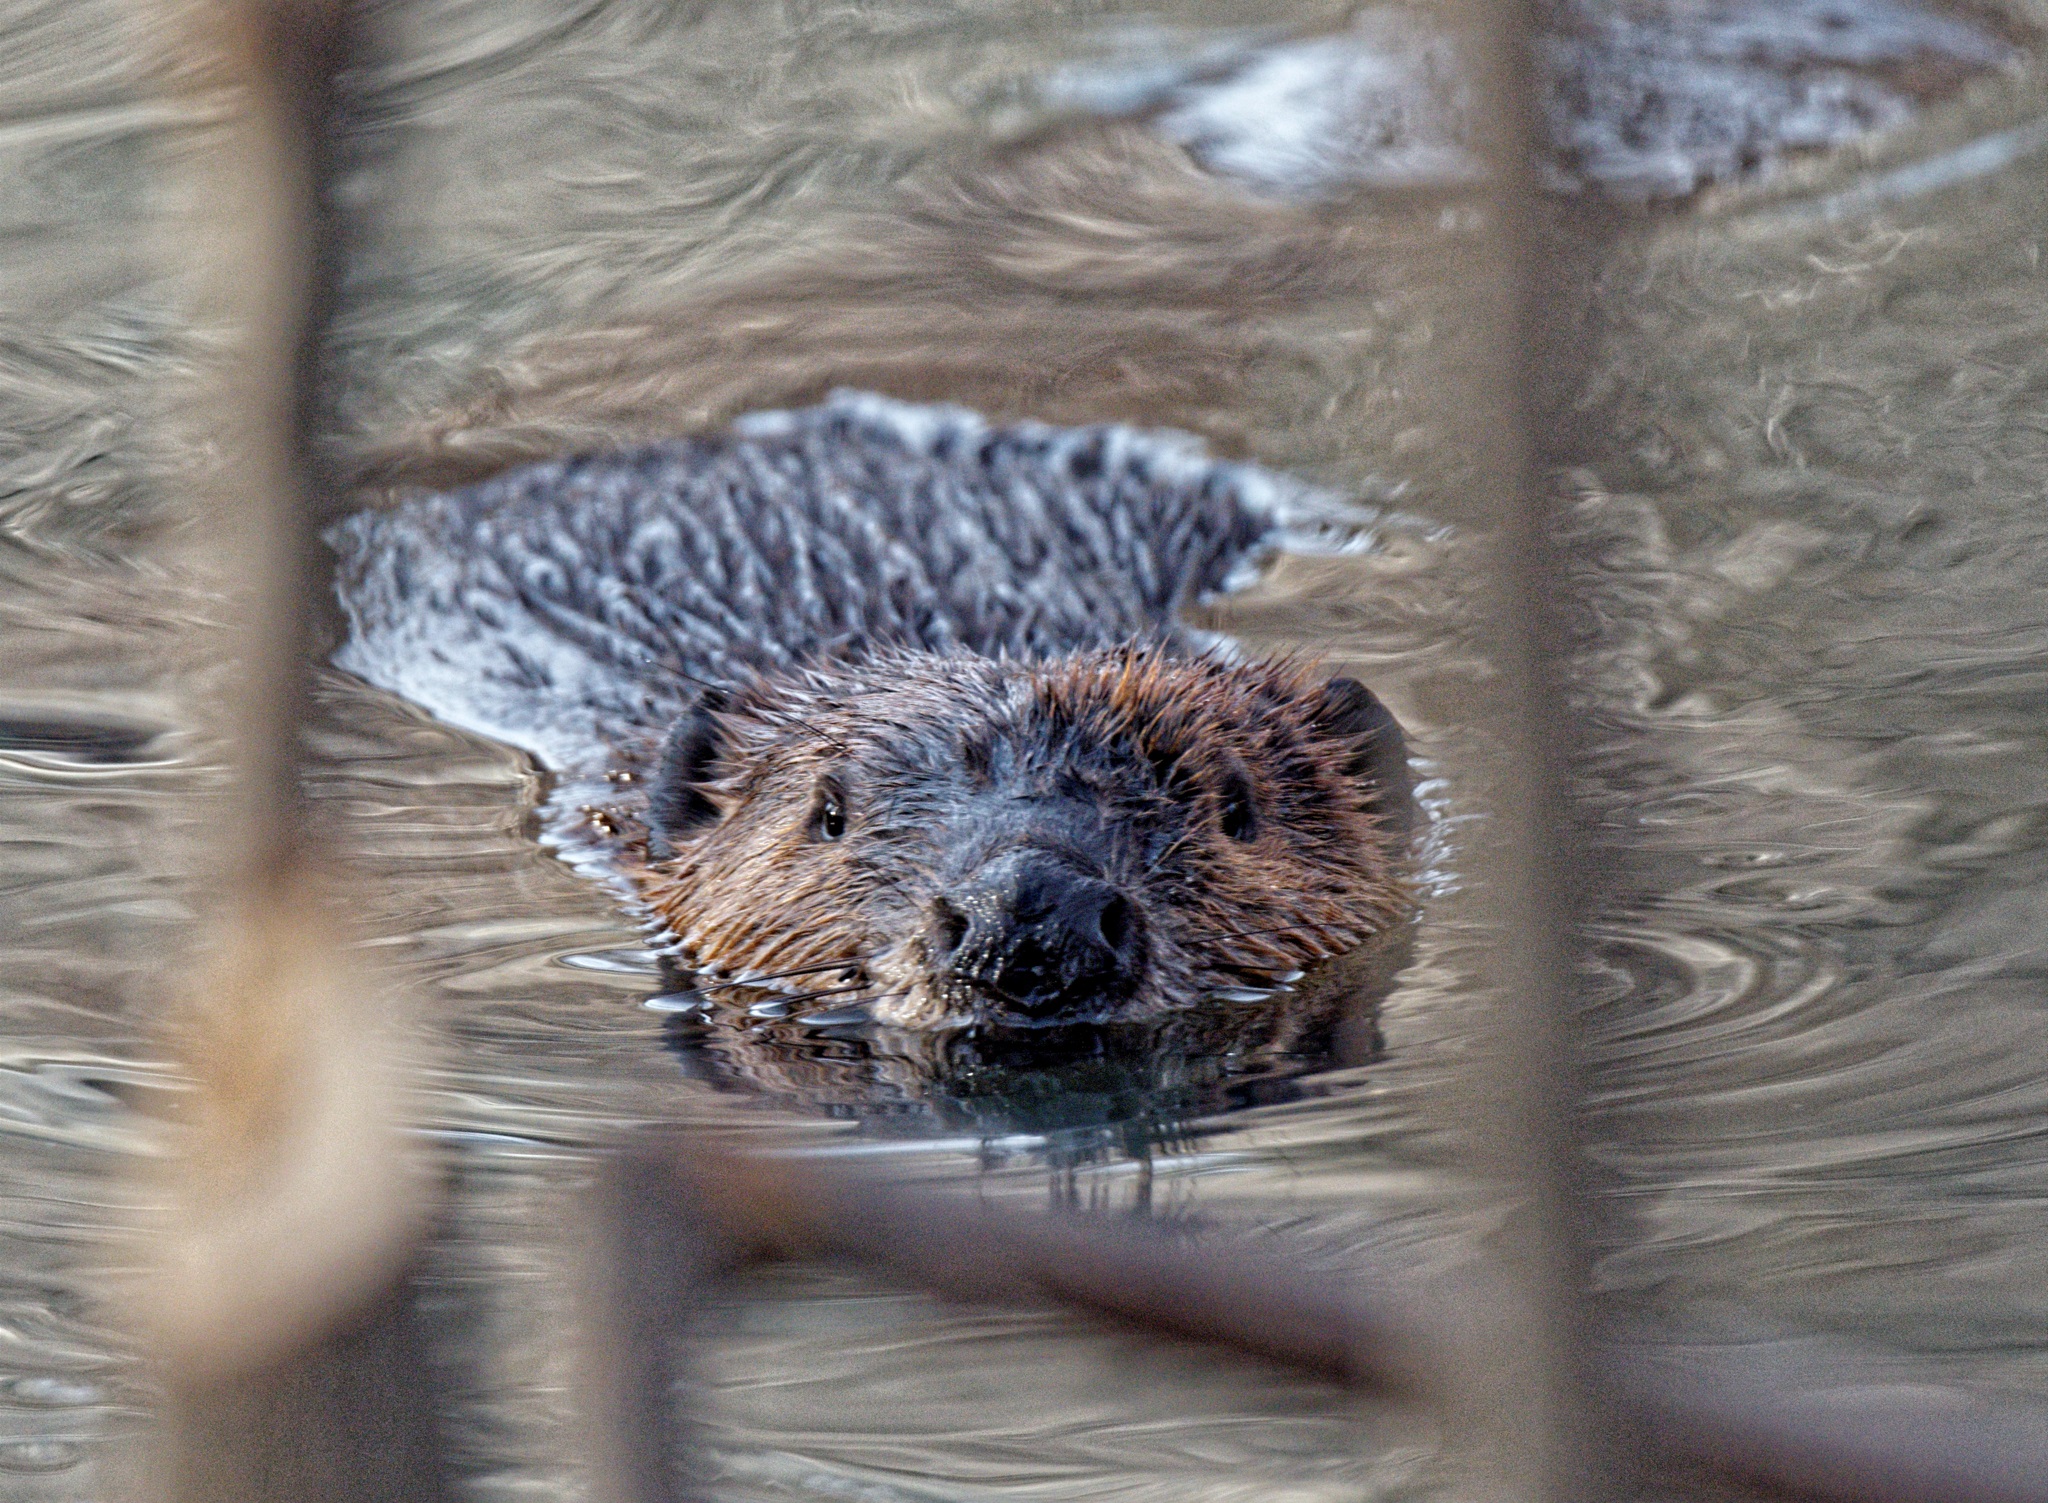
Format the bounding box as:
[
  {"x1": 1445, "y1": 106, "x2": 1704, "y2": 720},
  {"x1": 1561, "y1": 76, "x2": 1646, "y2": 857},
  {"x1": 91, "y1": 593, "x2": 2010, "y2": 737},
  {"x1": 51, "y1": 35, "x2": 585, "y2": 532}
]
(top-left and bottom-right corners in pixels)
[{"x1": 634, "y1": 645, "x2": 1412, "y2": 1029}]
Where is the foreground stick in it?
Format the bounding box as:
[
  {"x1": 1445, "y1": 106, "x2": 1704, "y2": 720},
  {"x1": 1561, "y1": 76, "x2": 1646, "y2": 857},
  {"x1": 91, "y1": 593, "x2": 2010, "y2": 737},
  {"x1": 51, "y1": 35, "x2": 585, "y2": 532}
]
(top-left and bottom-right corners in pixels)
[
  {"x1": 581, "y1": 1135, "x2": 2048, "y2": 1503},
  {"x1": 128, "y1": 4, "x2": 450, "y2": 1500}
]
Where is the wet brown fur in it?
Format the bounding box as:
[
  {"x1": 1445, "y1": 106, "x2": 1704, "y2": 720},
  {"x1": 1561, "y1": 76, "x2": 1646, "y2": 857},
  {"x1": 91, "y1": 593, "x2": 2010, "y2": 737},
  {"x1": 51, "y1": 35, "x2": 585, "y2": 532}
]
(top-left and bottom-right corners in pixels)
[{"x1": 631, "y1": 642, "x2": 1410, "y2": 1029}]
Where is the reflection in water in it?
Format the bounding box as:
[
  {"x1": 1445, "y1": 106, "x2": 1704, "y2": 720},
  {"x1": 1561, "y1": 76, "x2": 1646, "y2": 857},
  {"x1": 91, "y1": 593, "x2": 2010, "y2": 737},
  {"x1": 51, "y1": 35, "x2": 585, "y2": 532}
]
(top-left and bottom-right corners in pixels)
[
  {"x1": 0, "y1": 711, "x2": 171, "y2": 768},
  {"x1": 656, "y1": 928, "x2": 1408, "y2": 1143},
  {"x1": 3, "y1": 0, "x2": 2048, "y2": 1498}
]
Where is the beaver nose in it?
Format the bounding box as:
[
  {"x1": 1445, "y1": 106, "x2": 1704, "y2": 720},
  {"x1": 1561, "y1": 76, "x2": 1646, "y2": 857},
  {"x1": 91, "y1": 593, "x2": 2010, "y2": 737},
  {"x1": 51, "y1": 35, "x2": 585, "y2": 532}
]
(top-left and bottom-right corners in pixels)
[{"x1": 930, "y1": 854, "x2": 1145, "y2": 1019}]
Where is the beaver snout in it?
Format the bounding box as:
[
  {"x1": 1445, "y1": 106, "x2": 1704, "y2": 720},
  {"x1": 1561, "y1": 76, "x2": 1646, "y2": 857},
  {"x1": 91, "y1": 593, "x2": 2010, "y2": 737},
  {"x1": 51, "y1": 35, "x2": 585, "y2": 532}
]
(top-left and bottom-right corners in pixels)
[{"x1": 929, "y1": 853, "x2": 1146, "y2": 1020}]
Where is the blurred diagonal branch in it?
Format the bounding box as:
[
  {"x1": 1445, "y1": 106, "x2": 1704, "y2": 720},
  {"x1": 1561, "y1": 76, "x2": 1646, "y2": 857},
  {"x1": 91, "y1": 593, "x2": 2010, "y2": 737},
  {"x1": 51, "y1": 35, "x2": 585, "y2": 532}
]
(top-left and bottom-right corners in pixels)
[{"x1": 583, "y1": 1133, "x2": 2048, "y2": 1503}]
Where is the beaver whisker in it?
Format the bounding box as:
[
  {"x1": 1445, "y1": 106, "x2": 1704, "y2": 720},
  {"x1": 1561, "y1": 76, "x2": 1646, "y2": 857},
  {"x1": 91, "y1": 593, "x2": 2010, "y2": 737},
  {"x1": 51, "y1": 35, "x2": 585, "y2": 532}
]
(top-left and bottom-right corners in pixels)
[
  {"x1": 1193, "y1": 958, "x2": 1315, "y2": 1001},
  {"x1": 759, "y1": 710, "x2": 855, "y2": 757},
  {"x1": 755, "y1": 979, "x2": 882, "y2": 1007},
  {"x1": 690, "y1": 958, "x2": 869, "y2": 992},
  {"x1": 1145, "y1": 829, "x2": 1201, "y2": 875},
  {"x1": 1197, "y1": 923, "x2": 1328, "y2": 945}
]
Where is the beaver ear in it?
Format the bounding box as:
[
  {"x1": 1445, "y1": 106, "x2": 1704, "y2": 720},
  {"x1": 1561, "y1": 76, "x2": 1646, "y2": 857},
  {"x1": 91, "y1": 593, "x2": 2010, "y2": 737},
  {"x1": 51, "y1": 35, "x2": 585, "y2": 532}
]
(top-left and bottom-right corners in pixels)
[
  {"x1": 1311, "y1": 677, "x2": 1414, "y2": 828},
  {"x1": 647, "y1": 694, "x2": 729, "y2": 857}
]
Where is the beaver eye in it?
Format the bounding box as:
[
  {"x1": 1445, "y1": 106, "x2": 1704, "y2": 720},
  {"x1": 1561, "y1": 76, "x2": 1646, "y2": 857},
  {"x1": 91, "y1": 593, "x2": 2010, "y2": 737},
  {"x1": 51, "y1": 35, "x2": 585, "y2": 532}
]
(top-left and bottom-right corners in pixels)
[
  {"x1": 1218, "y1": 773, "x2": 1258, "y2": 842},
  {"x1": 813, "y1": 781, "x2": 847, "y2": 841}
]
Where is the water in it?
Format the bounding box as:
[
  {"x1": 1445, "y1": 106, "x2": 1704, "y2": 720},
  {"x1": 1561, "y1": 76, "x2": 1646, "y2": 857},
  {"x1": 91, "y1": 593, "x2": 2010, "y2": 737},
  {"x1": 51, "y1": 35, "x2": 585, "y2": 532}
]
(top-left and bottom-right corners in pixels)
[{"x1": 3, "y1": 0, "x2": 2047, "y2": 1497}]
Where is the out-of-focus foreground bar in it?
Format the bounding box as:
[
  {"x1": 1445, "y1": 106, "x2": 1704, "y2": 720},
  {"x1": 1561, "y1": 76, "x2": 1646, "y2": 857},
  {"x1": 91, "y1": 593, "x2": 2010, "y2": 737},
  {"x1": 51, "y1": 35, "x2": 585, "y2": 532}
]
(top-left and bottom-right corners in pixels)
[
  {"x1": 125, "y1": 3, "x2": 451, "y2": 1499},
  {"x1": 582, "y1": 1136, "x2": 2048, "y2": 1503}
]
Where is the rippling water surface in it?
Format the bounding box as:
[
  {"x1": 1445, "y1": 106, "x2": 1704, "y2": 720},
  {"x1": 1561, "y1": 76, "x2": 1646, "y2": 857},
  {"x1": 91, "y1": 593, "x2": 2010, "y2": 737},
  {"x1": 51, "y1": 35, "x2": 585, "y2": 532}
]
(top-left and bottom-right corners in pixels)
[{"x1": 4, "y1": 0, "x2": 2048, "y2": 1497}]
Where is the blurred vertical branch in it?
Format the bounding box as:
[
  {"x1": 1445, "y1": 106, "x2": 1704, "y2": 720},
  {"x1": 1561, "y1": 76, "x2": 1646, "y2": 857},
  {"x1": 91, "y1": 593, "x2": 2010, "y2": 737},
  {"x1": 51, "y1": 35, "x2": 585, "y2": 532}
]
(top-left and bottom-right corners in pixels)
[
  {"x1": 205, "y1": 0, "x2": 343, "y2": 891},
  {"x1": 1425, "y1": 0, "x2": 1618, "y2": 1498},
  {"x1": 128, "y1": 2, "x2": 452, "y2": 1499}
]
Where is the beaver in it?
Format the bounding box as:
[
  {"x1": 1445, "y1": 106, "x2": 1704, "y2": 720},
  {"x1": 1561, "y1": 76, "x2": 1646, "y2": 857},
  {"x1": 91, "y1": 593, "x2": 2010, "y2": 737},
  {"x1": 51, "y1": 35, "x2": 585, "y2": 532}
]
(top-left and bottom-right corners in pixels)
[{"x1": 328, "y1": 392, "x2": 1413, "y2": 1031}]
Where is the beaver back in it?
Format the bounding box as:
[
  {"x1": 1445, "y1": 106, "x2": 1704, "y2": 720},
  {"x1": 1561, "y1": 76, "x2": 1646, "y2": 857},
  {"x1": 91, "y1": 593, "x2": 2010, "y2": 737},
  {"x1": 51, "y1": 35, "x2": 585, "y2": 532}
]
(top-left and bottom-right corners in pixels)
[{"x1": 327, "y1": 392, "x2": 1345, "y2": 782}]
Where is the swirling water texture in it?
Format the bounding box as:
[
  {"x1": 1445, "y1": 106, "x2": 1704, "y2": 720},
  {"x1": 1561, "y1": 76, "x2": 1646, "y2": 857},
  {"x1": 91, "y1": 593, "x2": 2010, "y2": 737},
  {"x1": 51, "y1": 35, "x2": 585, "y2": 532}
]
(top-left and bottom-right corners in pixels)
[
  {"x1": 2, "y1": 0, "x2": 2047, "y2": 1499},
  {"x1": 1566, "y1": 178, "x2": 2048, "y2": 1370}
]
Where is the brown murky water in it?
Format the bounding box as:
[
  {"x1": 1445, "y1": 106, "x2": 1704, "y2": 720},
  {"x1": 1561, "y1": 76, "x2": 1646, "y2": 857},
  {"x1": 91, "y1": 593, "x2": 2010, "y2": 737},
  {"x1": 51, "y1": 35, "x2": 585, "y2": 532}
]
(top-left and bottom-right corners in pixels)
[{"x1": 4, "y1": 0, "x2": 2048, "y2": 1497}]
